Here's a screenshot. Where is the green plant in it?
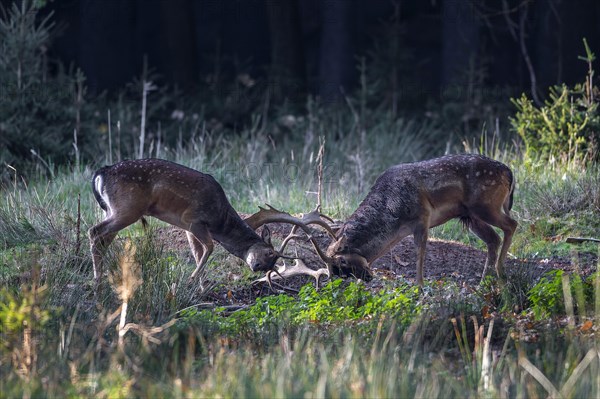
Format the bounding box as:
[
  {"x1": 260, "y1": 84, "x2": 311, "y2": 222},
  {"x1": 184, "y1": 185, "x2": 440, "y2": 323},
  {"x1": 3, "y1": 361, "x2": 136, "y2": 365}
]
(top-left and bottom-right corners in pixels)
[
  {"x1": 510, "y1": 39, "x2": 599, "y2": 164},
  {"x1": 450, "y1": 315, "x2": 503, "y2": 394},
  {"x1": 178, "y1": 279, "x2": 422, "y2": 341},
  {"x1": 0, "y1": 275, "x2": 53, "y2": 394},
  {"x1": 0, "y1": 1, "x2": 100, "y2": 177},
  {"x1": 527, "y1": 269, "x2": 595, "y2": 319}
]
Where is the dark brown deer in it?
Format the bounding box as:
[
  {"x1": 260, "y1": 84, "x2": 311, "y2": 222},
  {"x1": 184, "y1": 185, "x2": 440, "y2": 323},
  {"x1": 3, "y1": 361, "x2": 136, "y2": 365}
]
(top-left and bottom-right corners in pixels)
[
  {"x1": 89, "y1": 158, "x2": 282, "y2": 287},
  {"x1": 265, "y1": 154, "x2": 518, "y2": 286}
]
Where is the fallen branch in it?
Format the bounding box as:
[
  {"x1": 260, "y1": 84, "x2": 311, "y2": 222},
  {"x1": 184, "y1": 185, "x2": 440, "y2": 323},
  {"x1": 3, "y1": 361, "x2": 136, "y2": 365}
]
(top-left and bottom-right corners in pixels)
[{"x1": 566, "y1": 237, "x2": 600, "y2": 244}]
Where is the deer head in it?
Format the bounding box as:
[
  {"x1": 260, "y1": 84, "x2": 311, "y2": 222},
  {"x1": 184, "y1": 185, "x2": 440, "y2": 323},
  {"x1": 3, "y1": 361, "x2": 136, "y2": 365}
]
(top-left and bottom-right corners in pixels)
[
  {"x1": 244, "y1": 226, "x2": 278, "y2": 272},
  {"x1": 326, "y1": 242, "x2": 373, "y2": 281}
]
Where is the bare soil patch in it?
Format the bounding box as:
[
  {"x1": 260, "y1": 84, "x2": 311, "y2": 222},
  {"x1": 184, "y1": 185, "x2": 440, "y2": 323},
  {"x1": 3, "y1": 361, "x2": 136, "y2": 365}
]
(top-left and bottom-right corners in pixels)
[{"x1": 155, "y1": 219, "x2": 598, "y2": 308}]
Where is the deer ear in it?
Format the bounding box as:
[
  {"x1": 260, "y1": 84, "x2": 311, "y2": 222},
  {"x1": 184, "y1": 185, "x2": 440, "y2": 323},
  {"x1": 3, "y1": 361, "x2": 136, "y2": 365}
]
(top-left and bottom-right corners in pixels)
[
  {"x1": 335, "y1": 234, "x2": 348, "y2": 253},
  {"x1": 261, "y1": 225, "x2": 272, "y2": 245}
]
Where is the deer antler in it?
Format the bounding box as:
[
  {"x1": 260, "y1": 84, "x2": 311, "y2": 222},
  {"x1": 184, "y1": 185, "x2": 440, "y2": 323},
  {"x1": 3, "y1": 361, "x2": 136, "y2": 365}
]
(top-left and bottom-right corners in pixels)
[
  {"x1": 278, "y1": 225, "x2": 304, "y2": 254},
  {"x1": 245, "y1": 204, "x2": 337, "y2": 276},
  {"x1": 244, "y1": 204, "x2": 337, "y2": 238},
  {"x1": 273, "y1": 208, "x2": 336, "y2": 267},
  {"x1": 253, "y1": 259, "x2": 330, "y2": 289}
]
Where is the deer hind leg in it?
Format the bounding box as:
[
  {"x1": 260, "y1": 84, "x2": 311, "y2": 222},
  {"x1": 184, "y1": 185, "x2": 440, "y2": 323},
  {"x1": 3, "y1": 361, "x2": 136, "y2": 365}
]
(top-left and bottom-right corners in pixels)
[
  {"x1": 186, "y1": 225, "x2": 214, "y2": 283},
  {"x1": 468, "y1": 218, "x2": 501, "y2": 282},
  {"x1": 413, "y1": 222, "x2": 429, "y2": 286},
  {"x1": 496, "y1": 214, "x2": 517, "y2": 278},
  {"x1": 472, "y1": 208, "x2": 518, "y2": 279},
  {"x1": 88, "y1": 216, "x2": 138, "y2": 285}
]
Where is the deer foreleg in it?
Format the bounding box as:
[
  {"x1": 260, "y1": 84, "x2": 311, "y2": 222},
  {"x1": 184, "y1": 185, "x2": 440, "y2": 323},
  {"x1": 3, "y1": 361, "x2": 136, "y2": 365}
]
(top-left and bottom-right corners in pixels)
[
  {"x1": 88, "y1": 216, "x2": 136, "y2": 288},
  {"x1": 186, "y1": 227, "x2": 214, "y2": 282},
  {"x1": 413, "y1": 224, "x2": 429, "y2": 286}
]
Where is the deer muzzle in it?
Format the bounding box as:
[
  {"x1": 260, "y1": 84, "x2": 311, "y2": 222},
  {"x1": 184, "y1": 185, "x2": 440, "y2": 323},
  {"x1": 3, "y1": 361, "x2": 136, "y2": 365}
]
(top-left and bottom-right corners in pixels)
[{"x1": 330, "y1": 253, "x2": 373, "y2": 282}]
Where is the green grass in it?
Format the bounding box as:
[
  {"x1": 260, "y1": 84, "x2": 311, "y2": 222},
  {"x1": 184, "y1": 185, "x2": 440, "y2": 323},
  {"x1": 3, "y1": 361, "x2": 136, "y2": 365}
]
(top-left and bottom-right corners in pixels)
[{"x1": 1, "y1": 114, "x2": 600, "y2": 397}]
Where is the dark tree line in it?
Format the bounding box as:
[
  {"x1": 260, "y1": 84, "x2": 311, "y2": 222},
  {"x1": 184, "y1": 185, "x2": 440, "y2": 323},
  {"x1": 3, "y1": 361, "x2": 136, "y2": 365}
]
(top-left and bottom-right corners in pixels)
[{"x1": 5, "y1": 0, "x2": 600, "y2": 105}]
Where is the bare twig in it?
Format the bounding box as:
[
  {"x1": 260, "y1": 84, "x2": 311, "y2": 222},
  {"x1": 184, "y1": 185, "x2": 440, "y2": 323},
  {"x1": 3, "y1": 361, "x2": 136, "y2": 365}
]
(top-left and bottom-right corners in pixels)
[
  {"x1": 62, "y1": 303, "x2": 80, "y2": 360},
  {"x1": 138, "y1": 81, "x2": 155, "y2": 159},
  {"x1": 316, "y1": 137, "x2": 325, "y2": 211},
  {"x1": 138, "y1": 56, "x2": 156, "y2": 159},
  {"x1": 519, "y1": 354, "x2": 560, "y2": 397},
  {"x1": 107, "y1": 110, "x2": 112, "y2": 164},
  {"x1": 117, "y1": 120, "x2": 121, "y2": 162},
  {"x1": 518, "y1": 4, "x2": 541, "y2": 106},
  {"x1": 566, "y1": 237, "x2": 600, "y2": 244},
  {"x1": 72, "y1": 128, "x2": 79, "y2": 169},
  {"x1": 121, "y1": 319, "x2": 177, "y2": 346},
  {"x1": 560, "y1": 349, "x2": 597, "y2": 398},
  {"x1": 75, "y1": 193, "x2": 81, "y2": 255},
  {"x1": 29, "y1": 149, "x2": 54, "y2": 178}
]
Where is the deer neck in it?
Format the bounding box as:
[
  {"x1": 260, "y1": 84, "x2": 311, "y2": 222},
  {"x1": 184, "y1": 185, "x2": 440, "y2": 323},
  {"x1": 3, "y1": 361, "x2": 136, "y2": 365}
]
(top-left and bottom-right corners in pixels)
[
  {"x1": 209, "y1": 208, "x2": 263, "y2": 259},
  {"x1": 342, "y1": 191, "x2": 415, "y2": 262}
]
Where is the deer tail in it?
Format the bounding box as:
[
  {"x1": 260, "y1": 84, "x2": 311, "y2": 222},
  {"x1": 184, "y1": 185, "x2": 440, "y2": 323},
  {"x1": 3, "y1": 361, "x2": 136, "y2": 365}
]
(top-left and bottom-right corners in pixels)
[
  {"x1": 91, "y1": 168, "x2": 108, "y2": 212},
  {"x1": 459, "y1": 216, "x2": 472, "y2": 230},
  {"x1": 505, "y1": 169, "x2": 515, "y2": 213}
]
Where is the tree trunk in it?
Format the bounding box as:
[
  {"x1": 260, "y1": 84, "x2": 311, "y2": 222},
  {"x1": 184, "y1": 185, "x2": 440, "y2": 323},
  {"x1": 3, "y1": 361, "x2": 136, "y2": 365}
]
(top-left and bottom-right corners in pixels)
[
  {"x1": 440, "y1": 0, "x2": 480, "y2": 89},
  {"x1": 265, "y1": 0, "x2": 306, "y2": 104},
  {"x1": 79, "y1": 0, "x2": 137, "y2": 93},
  {"x1": 158, "y1": 0, "x2": 198, "y2": 89},
  {"x1": 318, "y1": 0, "x2": 355, "y2": 104}
]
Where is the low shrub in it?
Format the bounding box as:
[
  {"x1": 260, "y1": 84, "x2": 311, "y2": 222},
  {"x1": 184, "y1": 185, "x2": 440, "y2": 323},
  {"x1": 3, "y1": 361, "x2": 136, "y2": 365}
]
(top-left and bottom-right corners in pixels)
[{"x1": 510, "y1": 39, "x2": 599, "y2": 164}]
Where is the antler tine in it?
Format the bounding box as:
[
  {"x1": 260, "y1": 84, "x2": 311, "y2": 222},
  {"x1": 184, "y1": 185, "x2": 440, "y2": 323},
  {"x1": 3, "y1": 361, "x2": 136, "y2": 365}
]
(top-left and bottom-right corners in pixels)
[
  {"x1": 280, "y1": 228, "x2": 335, "y2": 274},
  {"x1": 279, "y1": 225, "x2": 304, "y2": 254},
  {"x1": 265, "y1": 268, "x2": 284, "y2": 290},
  {"x1": 299, "y1": 208, "x2": 336, "y2": 238},
  {"x1": 253, "y1": 259, "x2": 330, "y2": 289},
  {"x1": 244, "y1": 204, "x2": 288, "y2": 228},
  {"x1": 312, "y1": 205, "x2": 335, "y2": 224},
  {"x1": 296, "y1": 258, "x2": 330, "y2": 288},
  {"x1": 245, "y1": 204, "x2": 336, "y2": 238}
]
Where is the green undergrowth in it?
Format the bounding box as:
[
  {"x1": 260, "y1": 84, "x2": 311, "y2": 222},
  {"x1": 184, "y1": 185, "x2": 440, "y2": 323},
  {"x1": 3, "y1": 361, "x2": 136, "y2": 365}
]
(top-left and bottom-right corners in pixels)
[
  {"x1": 182, "y1": 279, "x2": 423, "y2": 338},
  {"x1": 3, "y1": 274, "x2": 600, "y2": 398},
  {"x1": 528, "y1": 269, "x2": 600, "y2": 320}
]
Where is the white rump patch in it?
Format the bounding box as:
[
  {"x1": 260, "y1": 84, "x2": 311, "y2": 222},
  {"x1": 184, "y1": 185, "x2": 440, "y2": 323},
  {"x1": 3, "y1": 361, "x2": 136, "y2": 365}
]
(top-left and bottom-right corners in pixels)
[
  {"x1": 94, "y1": 175, "x2": 112, "y2": 215},
  {"x1": 94, "y1": 174, "x2": 104, "y2": 196}
]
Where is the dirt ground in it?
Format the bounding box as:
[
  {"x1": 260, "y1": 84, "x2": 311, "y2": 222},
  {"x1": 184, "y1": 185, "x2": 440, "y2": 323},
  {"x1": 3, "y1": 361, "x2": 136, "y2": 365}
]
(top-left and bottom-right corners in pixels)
[{"x1": 157, "y1": 218, "x2": 598, "y2": 308}]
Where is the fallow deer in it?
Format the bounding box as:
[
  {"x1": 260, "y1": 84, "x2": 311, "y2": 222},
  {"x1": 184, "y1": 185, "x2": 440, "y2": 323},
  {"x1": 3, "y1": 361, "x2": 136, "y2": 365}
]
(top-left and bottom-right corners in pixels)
[
  {"x1": 264, "y1": 154, "x2": 518, "y2": 286},
  {"x1": 327, "y1": 154, "x2": 518, "y2": 285},
  {"x1": 89, "y1": 158, "x2": 282, "y2": 287}
]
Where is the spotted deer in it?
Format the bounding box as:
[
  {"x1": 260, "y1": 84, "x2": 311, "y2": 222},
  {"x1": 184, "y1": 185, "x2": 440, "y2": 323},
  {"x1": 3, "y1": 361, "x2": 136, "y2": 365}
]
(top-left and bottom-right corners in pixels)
[
  {"x1": 89, "y1": 158, "x2": 283, "y2": 287},
  {"x1": 264, "y1": 154, "x2": 518, "y2": 286},
  {"x1": 328, "y1": 154, "x2": 518, "y2": 285}
]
